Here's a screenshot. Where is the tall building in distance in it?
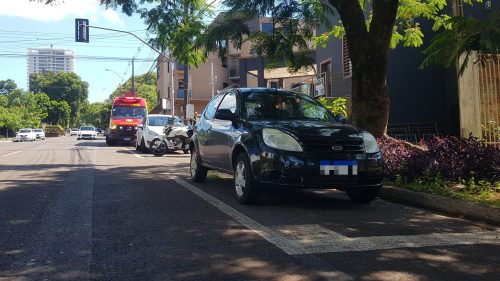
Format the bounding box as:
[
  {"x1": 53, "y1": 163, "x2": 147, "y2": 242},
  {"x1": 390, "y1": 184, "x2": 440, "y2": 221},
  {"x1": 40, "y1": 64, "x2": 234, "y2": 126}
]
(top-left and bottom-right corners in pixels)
[{"x1": 27, "y1": 47, "x2": 75, "y2": 79}]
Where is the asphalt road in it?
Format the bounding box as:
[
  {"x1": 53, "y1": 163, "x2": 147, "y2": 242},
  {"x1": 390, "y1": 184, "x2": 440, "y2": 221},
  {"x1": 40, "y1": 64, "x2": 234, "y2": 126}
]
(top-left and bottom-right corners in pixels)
[{"x1": 0, "y1": 137, "x2": 499, "y2": 281}]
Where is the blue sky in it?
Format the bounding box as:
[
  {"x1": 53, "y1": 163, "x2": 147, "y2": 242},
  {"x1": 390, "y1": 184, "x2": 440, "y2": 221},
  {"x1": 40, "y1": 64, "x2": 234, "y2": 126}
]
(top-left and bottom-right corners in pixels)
[{"x1": 0, "y1": 0, "x2": 158, "y2": 103}]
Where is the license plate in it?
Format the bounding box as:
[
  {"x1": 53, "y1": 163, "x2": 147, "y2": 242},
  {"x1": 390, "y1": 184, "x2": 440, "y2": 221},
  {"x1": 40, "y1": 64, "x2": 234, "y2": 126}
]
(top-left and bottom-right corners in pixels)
[
  {"x1": 124, "y1": 137, "x2": 131, "y2": 141},
  {"x1": 320, "y1": 160, "x2": 358, "y2": 176}
]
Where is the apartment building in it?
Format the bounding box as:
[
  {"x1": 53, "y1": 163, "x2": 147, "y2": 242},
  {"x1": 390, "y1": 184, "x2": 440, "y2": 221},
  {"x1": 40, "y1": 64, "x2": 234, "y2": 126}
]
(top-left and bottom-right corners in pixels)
[
  {"x1": 154, "y1": 53, "x2": 229, "y2": 117},
  {"x1": 27, "y1": 48, "x2": 75, "y2": 81}
]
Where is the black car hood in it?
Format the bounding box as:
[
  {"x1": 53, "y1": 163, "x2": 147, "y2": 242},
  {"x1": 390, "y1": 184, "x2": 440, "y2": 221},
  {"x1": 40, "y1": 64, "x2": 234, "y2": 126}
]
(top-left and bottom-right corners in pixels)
[{"x1": 249, "y1": 119, "x2": 362, "y2": 139}]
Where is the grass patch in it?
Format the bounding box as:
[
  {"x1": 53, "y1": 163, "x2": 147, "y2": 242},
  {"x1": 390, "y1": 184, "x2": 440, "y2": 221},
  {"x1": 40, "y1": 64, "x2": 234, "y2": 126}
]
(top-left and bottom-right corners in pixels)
[
  {"x1": 386, "y1": 177, "x2": 500, "y2": 208},
  {"x1": 207, "y1": 171, "x2": 225, "y2": 181}
]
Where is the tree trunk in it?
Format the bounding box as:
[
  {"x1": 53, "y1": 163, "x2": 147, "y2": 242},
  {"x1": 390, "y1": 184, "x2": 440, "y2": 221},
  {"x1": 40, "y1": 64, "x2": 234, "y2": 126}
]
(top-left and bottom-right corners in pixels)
[{"x1": 330, "y1": 0, "x2": 399, "y2": 137}]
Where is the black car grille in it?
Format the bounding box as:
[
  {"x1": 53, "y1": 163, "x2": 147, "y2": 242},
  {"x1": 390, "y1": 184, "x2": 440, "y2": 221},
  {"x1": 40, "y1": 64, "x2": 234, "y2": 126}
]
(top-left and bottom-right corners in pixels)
[{"x1": 300, "y1": 136, "x2": 364, "y2": 154}]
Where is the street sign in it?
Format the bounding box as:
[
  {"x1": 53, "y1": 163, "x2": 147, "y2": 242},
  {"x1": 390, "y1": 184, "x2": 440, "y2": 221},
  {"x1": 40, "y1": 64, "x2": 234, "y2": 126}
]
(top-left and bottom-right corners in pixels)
[
  {"x1": 75, "y1": 18, "x2": 89, "y2": 43},
  {"x1": 162, "y1": 98, "x2": 171, "y2": 110},
  {"x1": 186, "y1": 104, "x2": 194, "y2": 119}
]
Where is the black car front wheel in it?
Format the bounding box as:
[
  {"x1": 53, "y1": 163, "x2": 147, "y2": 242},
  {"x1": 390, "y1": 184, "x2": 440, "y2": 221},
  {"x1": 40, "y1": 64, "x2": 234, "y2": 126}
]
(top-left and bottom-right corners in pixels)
[
  {"x1": 190, "y1": 146, "x2": 207, "y2": 182},
  {"x1": 346, "y1": 188, "x2": 380, "y2": 204},
  {"x1": 234, "y1": 153, "x2": 260, "y2": 204}
]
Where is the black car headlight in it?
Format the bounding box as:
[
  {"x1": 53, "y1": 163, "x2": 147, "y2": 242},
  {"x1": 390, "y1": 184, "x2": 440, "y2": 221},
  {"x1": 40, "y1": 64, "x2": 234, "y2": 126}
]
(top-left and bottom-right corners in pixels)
[
  {"x1": 362, "y1": 132, "x2": 380, "y2": 153},
  {"x1": 262, "y1": 128, "x2": 303, "y2": 152}
]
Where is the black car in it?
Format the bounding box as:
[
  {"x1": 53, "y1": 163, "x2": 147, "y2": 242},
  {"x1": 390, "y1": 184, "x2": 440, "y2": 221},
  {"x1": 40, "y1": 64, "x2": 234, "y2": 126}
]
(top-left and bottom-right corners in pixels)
[{"x1": 190, "y1": 88, "x2": 383, "y2": 204}]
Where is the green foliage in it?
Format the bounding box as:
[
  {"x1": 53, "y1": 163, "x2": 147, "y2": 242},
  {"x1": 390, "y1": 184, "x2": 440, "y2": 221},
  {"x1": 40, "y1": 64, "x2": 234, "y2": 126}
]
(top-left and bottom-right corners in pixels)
[
  {"x1": 139, "y1": 0, "x2": 212, "y2": 67},
  {"x1": 201, "y1": 0, "x2": 331, "y2": 71},
  {"x1": 421, "y1": 10, "x2": 500, "y2": 76},
  {"x1": 0, "y1": 79, "x2": 17, "y2": 95},
  {"x1": 316, "y1": 97, "x2": 347, "y2": 117},
  {"x1": 44, "y1": 124, "x2": 65, "y2": 136},
  {"x1": 29, "y1": 71, "x2": 89, "y2": 127},
  {"x1": 81, "y1": 102, "x2": 111, "y2": 129},
  {"x1": 48, "y1": 100, "x2": 71, "y2": 128}
]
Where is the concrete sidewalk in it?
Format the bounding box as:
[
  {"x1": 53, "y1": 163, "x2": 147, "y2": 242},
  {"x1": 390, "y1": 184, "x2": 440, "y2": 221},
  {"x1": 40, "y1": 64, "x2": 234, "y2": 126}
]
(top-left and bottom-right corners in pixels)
[{"x1": 381, "y1": 185, "x2": 500, "y2": 226}]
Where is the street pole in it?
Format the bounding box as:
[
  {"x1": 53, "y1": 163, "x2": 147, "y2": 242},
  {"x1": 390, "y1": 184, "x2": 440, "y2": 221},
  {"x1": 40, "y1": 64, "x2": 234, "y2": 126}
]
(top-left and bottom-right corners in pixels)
[
  {"x1": 211, "y1": 62, "x2": 214, "y2": 98},
  {"x1": 171, "y1": 61, "x2": 175, "y2": 117},
  {"x1": 131, "y1": 58, "x2": 135, "y2": 94},
  {"x1": 183, "y1": 65, "x2": 189, "y2": 121}
]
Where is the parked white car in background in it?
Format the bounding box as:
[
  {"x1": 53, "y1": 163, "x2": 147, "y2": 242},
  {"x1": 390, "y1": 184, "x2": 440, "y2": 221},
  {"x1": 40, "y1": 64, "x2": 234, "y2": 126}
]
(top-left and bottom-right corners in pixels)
[
  {"x1": 70, "y1": 128, "x2": 79, "y2": 136},
  {"x1": 77, "y1": 126, "x2": 98, "y2": 140},
  {"x1": 16, "y1": 128, "x2": 36, "y2": 142},
  {"x1": 136, "y1": 114, "x2": 185, "y2": 152},
  {"x1": 33, "y1": 128, "x2": 45, "y2": 140}
]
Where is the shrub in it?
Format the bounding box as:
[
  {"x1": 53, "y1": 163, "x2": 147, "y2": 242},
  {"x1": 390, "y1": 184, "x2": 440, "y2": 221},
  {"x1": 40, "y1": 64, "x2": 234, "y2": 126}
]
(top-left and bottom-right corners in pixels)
[
  {"x1": 44, "y1": 125, "x2": 65, "y2": 136},
  {"x1": 378, "y1": 136, "x2": 500, "y2": 185}
]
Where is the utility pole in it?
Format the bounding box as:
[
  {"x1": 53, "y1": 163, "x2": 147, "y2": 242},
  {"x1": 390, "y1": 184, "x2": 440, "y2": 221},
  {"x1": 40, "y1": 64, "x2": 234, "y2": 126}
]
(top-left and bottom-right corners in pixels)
[
  {"x1": 183, "y1": 65, "x2": 189, "y2": 121},
  {"x1": 210, "y1": 62, "x2": 215, "y2": 98},
  {"x1": 171, "y1": 61, "x2": 175, "y2": 117},
  {"x1": 131, "y1": 58, "x2": 135, "y2": 94}
]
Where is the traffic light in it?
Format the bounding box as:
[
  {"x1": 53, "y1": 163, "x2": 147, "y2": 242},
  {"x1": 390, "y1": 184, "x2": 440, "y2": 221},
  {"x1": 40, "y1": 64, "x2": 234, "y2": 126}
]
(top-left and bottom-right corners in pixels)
[{"x1": 75, "y1": 18, "x2": 89, "y2": 43}]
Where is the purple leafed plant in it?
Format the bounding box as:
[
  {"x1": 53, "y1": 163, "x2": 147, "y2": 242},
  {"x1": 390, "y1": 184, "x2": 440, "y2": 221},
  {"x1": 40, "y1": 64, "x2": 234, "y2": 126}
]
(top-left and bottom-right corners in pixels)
[{"x1": 377, "y1": 136, "x2": 500, "y2": 184}]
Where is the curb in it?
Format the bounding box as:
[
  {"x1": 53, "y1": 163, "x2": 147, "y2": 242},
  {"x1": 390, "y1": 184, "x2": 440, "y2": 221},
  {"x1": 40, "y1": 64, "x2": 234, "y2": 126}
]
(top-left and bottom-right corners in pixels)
[{"x1": 380, "y1": 185, "x2": 500, "y2": 226}]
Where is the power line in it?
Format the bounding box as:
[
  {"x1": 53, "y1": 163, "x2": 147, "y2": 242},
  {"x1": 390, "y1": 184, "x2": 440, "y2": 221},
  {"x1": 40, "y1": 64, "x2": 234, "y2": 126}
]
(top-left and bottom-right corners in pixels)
[{"x1": 0, "y1": 52, "x2": 156, "y2": 62}]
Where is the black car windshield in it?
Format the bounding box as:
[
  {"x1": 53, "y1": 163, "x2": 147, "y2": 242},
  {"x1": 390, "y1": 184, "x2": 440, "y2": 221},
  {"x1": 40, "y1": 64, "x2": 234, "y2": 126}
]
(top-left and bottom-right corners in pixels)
[
  {"x1": 243, "y1": 91, "x2": 335, "y2": 121},
  {"x1": 112, "y1": 106, "x2": 147, "y2": 118},
  {"x1": 80, "y1": 126, "x2": 94, "y2": 131},
  {"x1": 19, "y1": 129, "x2": 31, "y2": 133}
]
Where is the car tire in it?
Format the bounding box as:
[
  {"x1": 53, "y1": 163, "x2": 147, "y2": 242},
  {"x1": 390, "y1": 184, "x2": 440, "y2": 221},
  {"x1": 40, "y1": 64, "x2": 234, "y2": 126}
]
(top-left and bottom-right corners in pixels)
[
  {"x1": 105, "y1": 136, "x2": 115, "y2": 146},
  {"x1": 139, "y1": 138, "x2": 147, "y2": 153},
  {"x1": 183, "y1": 149, "x2": 189, "y2": 154},
  {"x1": 233, "y1": 153, "x2": 260, "y2": 204},
  {"x1": 190, "y1": 146, "x2": 208, "y2": 182},
  {"x1": 135, "y1": 138, "x2": 141, "y2": 151},
  {"x1": 346, "y1": 188, "x2": 380, "y2": 204}
]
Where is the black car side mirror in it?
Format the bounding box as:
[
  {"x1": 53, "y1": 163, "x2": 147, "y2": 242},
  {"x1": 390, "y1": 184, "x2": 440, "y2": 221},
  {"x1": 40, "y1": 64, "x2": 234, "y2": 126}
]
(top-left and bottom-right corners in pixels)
[
  {"x1": 334, "y1": 115, "x2": 347, "y2": 124},
  {"x1": 214, "y1": 109, "x2": 238, "y2": 121}
]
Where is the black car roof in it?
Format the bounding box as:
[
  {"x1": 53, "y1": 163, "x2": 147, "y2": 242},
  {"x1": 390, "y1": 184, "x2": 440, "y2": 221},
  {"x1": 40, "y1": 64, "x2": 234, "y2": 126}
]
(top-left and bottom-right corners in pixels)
[{"x1": 236, "y1": 88, "x2": 289, "y2": 94}]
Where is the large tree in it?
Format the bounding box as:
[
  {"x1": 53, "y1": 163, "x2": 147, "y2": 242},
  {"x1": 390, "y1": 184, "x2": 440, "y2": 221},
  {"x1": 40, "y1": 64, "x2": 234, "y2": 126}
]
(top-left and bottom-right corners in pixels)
[
  {"x1": 29, "y1": 72, "x2": 89, "y2": 127},
  {"x1": 81, "y1": 102, "x2": 111, "y2": 130},
  {"x1": 203, "y1": 0, "x2": 484, "y2": 137},
  {"x1": 36, "y1": 0, "x2": 487, "y2": 136}
]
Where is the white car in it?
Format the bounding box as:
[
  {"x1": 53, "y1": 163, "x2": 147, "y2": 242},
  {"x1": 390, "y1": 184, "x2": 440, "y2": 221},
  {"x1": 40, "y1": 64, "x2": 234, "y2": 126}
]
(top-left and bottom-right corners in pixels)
[
  {"x1": 16, "y1": 128, "x2": 36, "y2": 142},
  {"x1": 136, "y1": 114, "x2": 184, "y2": 152},
  {"x1": 70, "y1": 128, "x2": 79, "y2": 136},
  {"x1": 33, "y1": 128, "x2": 45, "y2": 140},
  {"x1": 77, "y1": 126, "x2": 98, "y2": 140}
]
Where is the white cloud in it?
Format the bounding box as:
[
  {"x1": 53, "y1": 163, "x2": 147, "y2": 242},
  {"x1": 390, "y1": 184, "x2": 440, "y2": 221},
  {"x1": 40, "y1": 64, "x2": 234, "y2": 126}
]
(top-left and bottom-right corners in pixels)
[
  {"x1": 103, "y1": 9, "x2": 125, "y2": 26},
  {"x1": 0, "y1": 0, "x2": 125, "y2": 26}
]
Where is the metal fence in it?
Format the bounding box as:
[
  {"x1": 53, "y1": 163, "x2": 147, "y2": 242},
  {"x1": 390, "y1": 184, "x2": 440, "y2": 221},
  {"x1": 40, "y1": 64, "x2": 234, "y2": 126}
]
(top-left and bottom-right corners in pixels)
[{"x1": 479, "y1": 56, "x2": 500, "y2": 147}]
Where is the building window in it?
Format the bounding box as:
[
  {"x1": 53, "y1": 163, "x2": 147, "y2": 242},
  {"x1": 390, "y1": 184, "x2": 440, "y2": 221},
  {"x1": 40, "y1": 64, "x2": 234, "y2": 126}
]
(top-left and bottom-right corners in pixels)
[
  {"x1": 261, "y1": 22, "x2": 273, "y2": 33},
  {"x1": 342, "y1": 36, "x2": 352, "y2": 79}
]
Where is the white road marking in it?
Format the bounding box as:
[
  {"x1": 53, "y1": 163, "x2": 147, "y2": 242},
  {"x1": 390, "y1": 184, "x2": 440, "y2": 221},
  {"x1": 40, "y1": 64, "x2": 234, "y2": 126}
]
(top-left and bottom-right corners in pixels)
[
  {"x1": 0, "y1": 151, "x2": 22, "y2": 157},
  {"x1": 174, "y1": 178, "x2": 500, "y2": 254},
  {"x1": 126, "y1": 148, "x2": 144, "y2": 159},
  {"x1": 173, "y1": 177, "x2": 307, "y2": 255},
  {"x1": 274, "y1": 224, "x2": 500, "y2": 254},
  {"x1": 173, "y1": 177, "x2": 355, "y2": 281}
]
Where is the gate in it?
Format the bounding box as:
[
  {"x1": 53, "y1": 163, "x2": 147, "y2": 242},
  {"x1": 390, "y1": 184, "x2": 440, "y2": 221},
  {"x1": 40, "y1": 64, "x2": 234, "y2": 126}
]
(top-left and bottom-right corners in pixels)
[{"x1": 458, "y1": 54, "x2": 500, "y2": 147}]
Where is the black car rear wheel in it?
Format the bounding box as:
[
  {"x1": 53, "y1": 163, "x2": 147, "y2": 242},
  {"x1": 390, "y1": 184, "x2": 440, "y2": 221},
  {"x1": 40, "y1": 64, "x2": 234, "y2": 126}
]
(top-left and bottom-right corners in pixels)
[
  {"x1": 139, "y1": 138, "x2": 147, "y2": 153},
  {"x1": 346, "y1": 188, "x2": 380, "y2": 204},
  {"x1": 190, "y1": 146, "x2": 207, "y2": 182},
  {"x1": 234, "y1": 153, "x2": 260, "y2": 204}
]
